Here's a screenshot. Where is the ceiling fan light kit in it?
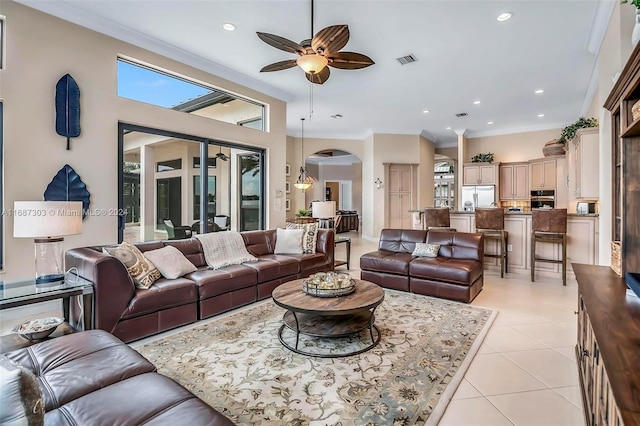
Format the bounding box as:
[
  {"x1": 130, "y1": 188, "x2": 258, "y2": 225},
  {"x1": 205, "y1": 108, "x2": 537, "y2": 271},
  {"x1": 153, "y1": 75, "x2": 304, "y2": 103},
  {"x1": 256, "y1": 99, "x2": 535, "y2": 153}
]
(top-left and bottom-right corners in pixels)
[{"x1": 257, "y1": 0, "x2": 374, "y2": 84}]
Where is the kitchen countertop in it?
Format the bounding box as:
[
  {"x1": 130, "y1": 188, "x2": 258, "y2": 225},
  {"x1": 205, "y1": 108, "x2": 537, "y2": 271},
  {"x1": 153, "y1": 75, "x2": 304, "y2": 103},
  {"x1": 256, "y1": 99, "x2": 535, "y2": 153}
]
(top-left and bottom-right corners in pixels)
[{"x1": 409, "y1": 209, "x2": 599, "y2": 217}]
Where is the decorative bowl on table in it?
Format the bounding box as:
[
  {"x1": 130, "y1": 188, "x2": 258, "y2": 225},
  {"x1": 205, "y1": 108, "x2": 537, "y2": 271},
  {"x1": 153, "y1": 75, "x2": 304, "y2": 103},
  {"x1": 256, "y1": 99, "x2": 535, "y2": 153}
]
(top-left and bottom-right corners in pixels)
[
  {"x1": 302, "y1": 272, "x2": 356, "y2": 297},
  {"x1": 12, "y1": 317, "x2": 64, "y2": 341}
]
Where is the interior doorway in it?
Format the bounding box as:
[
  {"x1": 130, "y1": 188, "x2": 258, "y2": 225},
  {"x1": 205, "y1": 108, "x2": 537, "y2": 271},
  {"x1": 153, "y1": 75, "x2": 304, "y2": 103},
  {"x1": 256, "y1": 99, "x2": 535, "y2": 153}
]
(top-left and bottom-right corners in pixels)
[
  {"x1": 324, "y1": 180, "x2": 353, "y2": 211},
  {"x1": 387, "y1": 163, "x2": 416, "y2": 229}
]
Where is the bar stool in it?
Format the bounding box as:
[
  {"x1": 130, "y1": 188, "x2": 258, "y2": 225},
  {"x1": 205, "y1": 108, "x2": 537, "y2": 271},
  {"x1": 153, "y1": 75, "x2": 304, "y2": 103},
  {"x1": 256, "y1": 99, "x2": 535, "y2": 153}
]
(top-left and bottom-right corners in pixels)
[
  {"x1": 475, "y1": 208, "x2": 508, "y2": 278},
  {"x1": 531, "y1": 208, "x2": 568, "y2": 286},
  {"x1": 424, "y1": 207, "x2": 456, "y2": 231}
]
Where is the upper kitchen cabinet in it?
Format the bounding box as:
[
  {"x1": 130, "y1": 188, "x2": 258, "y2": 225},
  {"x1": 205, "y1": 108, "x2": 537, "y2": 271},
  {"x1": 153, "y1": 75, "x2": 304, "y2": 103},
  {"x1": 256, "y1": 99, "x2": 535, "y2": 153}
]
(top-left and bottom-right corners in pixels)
[
  {"x1": 499, "y1": 162, "x2": 529, "y2": 200},
  {"x1": 463, "y1": 163, "x2": 498, "y2": 186},
  {"x1": 529, "y1": 158, "x2": 557, "y2": 190},
  {"x1": 570, "y1": 128, "x2": 599, "y2": 199}
]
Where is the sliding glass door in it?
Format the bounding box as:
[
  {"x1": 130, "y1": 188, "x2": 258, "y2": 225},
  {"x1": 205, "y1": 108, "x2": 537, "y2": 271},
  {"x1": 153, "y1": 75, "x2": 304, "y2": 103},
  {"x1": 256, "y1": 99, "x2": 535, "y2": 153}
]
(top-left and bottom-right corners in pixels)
[{"x1": 118, "y1": 123, "x2": 265, "y2": 242}]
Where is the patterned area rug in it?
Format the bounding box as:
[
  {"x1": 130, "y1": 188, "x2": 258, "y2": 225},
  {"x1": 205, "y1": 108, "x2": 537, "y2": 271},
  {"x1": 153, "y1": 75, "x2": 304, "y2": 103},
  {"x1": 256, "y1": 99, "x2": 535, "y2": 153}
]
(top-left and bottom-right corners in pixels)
[{"x1": 136, "y1": 290, "x2": 496, "y2": 425}]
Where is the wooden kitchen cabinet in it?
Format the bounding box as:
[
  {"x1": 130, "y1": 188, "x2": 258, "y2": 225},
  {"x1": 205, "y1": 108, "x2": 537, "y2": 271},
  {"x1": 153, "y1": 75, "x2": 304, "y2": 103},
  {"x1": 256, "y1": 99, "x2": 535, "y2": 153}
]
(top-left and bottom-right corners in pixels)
[
  {"x1": 571, "y1": 128, "x2": 599, "y2": 199},
  {"x1": 529, "y1": 158, "x2": 557, "y2": 190},
  {"x1": 499, "y1": 162, "x2": 529, "y2": 200},
  {"x1": 463, "y1": 163, "x2": 497, "y2": 185}
]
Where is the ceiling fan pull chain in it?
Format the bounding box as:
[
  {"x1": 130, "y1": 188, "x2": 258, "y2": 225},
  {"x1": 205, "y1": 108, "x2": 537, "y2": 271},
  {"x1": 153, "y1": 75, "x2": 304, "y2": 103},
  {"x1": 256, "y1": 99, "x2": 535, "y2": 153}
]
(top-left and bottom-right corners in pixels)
[{"x1": 309, "y1": 81, "x2": 314, "y2": 119}]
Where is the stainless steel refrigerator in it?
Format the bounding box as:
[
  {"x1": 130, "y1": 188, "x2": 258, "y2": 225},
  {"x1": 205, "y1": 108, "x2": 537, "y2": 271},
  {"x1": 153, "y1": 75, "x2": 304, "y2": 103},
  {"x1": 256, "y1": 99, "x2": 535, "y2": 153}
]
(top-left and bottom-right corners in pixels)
[{"x1": 461, "y1": 185, "x2": 495, "y2": 210}]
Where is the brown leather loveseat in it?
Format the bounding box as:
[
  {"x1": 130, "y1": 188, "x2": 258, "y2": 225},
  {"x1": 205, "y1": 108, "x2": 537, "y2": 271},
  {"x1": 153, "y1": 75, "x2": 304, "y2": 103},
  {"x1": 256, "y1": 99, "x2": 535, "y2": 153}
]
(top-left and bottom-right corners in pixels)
[
  {"x1": 360, "y1": 229, "x2": 484, "y2": 303},
  {"x1": 65, "y1": 229, "x2": 334, "y2": 343},
  {"x1": 1, "y1": 330, "x2": 233, "y2": 425}
]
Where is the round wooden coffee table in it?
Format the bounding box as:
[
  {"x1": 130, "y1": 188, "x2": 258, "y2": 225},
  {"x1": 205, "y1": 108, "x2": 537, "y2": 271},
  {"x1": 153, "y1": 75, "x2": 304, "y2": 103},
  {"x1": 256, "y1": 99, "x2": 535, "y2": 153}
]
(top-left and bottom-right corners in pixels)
[{"x1": 271, "y1": 278, "x2": 384, "y2": 358}]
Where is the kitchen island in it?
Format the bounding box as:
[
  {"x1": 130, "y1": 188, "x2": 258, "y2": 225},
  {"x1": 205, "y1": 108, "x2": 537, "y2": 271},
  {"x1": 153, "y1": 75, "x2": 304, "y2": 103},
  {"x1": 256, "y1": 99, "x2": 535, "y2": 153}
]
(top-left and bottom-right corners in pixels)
[{"x1": 409, "y1": 210, "x2": 599, "y2": 279}]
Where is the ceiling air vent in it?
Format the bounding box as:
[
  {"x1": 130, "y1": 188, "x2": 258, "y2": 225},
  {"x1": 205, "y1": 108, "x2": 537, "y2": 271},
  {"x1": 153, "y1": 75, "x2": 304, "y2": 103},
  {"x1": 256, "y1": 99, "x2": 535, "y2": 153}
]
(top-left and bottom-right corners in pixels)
[
  {"x1": 455, "y1": 112, "x2": 468, "y2": 118},
  {"x1": 396, "y1": 54, "x2": 418, "y2": 65}
]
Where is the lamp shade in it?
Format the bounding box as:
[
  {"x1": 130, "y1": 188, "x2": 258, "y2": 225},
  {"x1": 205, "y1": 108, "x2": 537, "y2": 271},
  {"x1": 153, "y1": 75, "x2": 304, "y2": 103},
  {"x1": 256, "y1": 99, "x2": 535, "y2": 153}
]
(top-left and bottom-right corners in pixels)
[
  {"x1": 312, "y1": 201, "x2": 336, "y2": 219},
  {"x1": 297, "y1": 54, "x2": 328, "y2": 74},
  {"x1": 13, "y1": 201, "x2": 83, "y2": 238}
]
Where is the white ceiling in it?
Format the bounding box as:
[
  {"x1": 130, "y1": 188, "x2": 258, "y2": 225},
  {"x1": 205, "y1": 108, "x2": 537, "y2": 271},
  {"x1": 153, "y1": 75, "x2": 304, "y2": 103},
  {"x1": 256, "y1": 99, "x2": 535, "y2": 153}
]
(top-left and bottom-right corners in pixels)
[{"x1": 20, "y1": 0, "x2": 614, "y2": 147}]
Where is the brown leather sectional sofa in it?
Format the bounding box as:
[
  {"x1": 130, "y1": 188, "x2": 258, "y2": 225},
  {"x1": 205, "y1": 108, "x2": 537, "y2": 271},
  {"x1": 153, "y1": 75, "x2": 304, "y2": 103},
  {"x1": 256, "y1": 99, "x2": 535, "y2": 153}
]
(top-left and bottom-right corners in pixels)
[
  {"x1": 65, "y1": 229, "x2": 335, "y2": 343},
  {"x1": 360, "y1": 229, "x2": 484, "y2": 303},
  {"x1": 1, "y1": 330, "x2": 233, "y2": 425}
]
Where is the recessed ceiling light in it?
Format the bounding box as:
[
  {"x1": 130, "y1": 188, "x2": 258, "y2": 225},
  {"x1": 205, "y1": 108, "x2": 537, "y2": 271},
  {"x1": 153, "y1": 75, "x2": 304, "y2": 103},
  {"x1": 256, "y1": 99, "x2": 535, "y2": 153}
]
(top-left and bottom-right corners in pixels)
[
  {"x1": 487, "y1": 121, "x2": 494, "y2": 125},
  {"x1": 497, "y1": 12, "x2": 513, "y2": 21},
  {"x1": 446, "y1": 126, "x2": 452, "y2": 130},
  {"x1": 537, "y1": 114, "x2": 545, "y2": 118},
  {"x1": 535, "y1": 89, "x2": 545, "y2": 94},
  {"x1": 473, "y1": 100, "x2": 481, "y2": 105},
  {"x1": 422, "y1": 109, "x2": 430, "y2": 114},
  {"x1": 222, "y1": 23, "x2": 236, "y2": 31}
]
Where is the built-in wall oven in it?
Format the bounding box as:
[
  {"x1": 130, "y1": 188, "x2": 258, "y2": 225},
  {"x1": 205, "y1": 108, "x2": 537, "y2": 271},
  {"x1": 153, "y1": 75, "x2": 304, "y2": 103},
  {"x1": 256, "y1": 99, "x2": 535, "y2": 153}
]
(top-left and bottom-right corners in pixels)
[{"x1": 530, "y1": 190, "x2": 555, "y2": 209}]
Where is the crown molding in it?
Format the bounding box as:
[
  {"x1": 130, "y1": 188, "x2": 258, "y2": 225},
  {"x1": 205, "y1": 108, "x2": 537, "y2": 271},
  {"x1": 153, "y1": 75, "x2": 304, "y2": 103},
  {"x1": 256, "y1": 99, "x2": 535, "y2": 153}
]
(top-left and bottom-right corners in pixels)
[
  {"x1": 586, "y1": 0, "x2": 616, "y2": 55},
  {"x1": 466, "y1": 121, "x2": 566, "y2": 139}
]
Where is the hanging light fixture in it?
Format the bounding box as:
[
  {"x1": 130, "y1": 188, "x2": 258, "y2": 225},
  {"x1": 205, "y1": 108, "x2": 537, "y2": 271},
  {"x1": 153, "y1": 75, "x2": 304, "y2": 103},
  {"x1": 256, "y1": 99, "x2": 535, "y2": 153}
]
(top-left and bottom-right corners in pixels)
[{"x1": 293, "y1": 118, "x2": 316, "y2": 191}]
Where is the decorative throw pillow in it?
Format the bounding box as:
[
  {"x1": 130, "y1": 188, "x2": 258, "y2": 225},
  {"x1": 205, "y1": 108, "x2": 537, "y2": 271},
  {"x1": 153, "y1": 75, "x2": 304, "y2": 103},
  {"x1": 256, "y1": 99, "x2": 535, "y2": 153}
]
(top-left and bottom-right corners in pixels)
[
  {"x1": 274, "y1": 228, "x2": 305, "y2": 254},
  {"x1": 0, "y1": 356, "x2": 44, "y2": 426},
  {"x1": 286, "y1": 222, "x2": 318, "y2": 254},
  {"x1": 103, "y1": 242, "x2": 161, "y2": 289},
  {"x1": 143, "y1": 245, "x2": 197, "y2": 279},
  {"x1": 412, "y1": 243, "x2": 441, "y2": 258}
]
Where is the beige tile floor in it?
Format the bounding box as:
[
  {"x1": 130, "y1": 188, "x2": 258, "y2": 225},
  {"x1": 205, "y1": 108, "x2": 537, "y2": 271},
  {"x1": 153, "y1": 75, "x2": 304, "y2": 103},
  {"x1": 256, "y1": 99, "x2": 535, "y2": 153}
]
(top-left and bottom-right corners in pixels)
[
  {"x1": 2, "y1": 230, "x2": 585, "y2": 425},
  {"x1": 341, "y1": 232, "x2": 585, "y2": 426}
]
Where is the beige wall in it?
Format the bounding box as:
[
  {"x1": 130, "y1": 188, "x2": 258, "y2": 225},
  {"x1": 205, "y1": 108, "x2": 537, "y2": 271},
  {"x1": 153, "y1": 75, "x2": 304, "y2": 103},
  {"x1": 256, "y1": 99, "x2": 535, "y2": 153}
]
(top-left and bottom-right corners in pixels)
[
  {"x1": 435, "y1": 147, "x2": 458, "y2": 161},
  {"x1": 466, "y1": 128, "x2": 562, "y2": 163},
  {"x1": 1, "y1": 2, "x2": 287, "y2": 280}
]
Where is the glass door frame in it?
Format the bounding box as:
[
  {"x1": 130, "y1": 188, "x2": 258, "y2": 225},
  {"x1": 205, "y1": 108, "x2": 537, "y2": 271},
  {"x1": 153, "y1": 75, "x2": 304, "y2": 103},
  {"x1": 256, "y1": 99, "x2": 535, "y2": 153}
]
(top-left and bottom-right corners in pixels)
[{"x1": 117, "y1": 122, "x2": 266, "y2": 242}]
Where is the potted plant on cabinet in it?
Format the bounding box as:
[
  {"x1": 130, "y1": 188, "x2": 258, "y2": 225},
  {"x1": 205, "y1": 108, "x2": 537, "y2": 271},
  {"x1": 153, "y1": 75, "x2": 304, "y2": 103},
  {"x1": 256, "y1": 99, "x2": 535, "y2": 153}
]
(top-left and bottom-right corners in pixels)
[{"x1": 543, "y1": 116, "x2": 598, "y2": 157}]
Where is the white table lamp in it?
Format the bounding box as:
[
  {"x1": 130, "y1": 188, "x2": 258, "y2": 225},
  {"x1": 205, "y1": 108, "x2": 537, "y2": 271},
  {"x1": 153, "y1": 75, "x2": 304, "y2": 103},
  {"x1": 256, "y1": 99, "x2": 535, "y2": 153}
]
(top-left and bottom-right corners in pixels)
[
  {"x1": 13, "y1": 201, "x2": 83, "y2": 283},
  {"x1": 312, "y1": 201, "x2": 336, "y2": 229}
]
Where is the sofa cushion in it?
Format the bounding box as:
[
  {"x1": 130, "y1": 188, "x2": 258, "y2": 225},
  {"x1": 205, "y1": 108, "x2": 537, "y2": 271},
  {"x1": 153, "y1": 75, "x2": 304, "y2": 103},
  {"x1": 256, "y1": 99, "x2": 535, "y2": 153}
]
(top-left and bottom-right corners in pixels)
[
  {"x1": 0, "y1": 355, "x2": 44, "y2": 426},
  {"x1": 103, "y1": 242, "x2": 161, "y2": 289},
  {"x1": 121, "y1": 278, "x2": 198, "y2": 320},
  {"x1": 274, "y1": 228, "x2": 304, "y2": 254},
  {"x1": 162, "y1": 239, "x2": 206, "y2": 267},
  {"x1": 412, "y1": 243, "x2": 440, "y2": 258},
  {"x1": 243, "y1": 255, "x2": 300, "y2": 283},
  {"x1": 278, "y1": 253, "x2": 329, "y2": 273},
  {"x1": 186, "y1": 265, "x2": 257, "y2": 299},
  {"x1": 286, "y1": 222, "x2": 318, "y2": 253},
  {"x1": 43, "y1": 373, "x2": 233, "y2": 426},
  {"x1": 427, "y1": 231, "x2": 483, "y2": 262},
  {"x1": 360, "y1": 251, "x2": 415, "y2": 275},
  {"x1": 242, "y1": 230, "x2": 276, "y2": 256},
  {"x1": 3, "y1": 331, "x2": 156, "y2": 412},
  {"x1": 144, "y1": 245, "x2": 197, "y2": 279},
  {"x1": 410, "y1": 257, "x2": 483, "y2": 286},
  {"x1": 378, "y1": 229, "x2": 428, "y2": 253}
]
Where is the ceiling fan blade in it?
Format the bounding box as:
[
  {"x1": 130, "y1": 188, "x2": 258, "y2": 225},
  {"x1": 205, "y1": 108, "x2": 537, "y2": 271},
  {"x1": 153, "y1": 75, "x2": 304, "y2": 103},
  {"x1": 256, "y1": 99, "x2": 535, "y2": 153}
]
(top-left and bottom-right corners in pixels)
[
  {"x1": 256, "y1": 32, "x2": 306, "y2": 55},
  {"x1": 260, "y1": 60, "x2": 298, "y2": 72},
  {"x1": 311, "y1": 25, "x2": 349, "y2": 55},
  {"x1": 327, "y1": 52, "x2": 375, "y2": 70},
  {"x1": 305, "y1": 66, "x2": 330, "y2": 85}
]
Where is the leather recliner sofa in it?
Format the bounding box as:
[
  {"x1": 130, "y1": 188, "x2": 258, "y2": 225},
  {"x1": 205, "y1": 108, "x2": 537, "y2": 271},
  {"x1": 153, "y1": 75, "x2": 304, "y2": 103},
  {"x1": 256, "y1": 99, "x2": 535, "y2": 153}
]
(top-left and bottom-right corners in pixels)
[
  {"x1": 1, "y1": 330, "x2": 234, "y2": 425},
  {"x1": 360, "y1": 229, "x2": 484, "y2": 303},
  {"x1": 65, "y1": 229, "x2": 334, "y2": 343}
]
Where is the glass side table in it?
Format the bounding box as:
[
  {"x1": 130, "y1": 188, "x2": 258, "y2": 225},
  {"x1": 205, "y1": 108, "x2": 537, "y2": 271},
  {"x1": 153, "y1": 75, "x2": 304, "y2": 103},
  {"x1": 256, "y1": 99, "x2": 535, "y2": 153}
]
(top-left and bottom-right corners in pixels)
[
  {"x1": 335, "y1": 236, "x2": 351, "y2": 270},
  {"x1": 0, "y1": 274, "x2": 94, "y2": 332}
]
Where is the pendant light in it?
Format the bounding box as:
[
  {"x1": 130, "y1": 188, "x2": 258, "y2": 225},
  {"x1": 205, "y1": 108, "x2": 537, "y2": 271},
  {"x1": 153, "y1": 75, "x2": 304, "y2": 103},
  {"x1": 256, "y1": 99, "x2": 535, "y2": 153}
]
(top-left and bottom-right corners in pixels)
[{"x1": 293, "y1": 118, "x2": 315, "y2": 191}]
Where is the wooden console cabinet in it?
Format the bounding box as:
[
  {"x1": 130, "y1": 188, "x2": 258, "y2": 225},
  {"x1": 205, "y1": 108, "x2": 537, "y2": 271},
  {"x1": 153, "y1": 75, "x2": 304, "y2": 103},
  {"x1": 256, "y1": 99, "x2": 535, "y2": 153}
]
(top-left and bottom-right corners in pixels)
[{"x1": 573, "y1": 264, "x2": 640, "y2": 425}]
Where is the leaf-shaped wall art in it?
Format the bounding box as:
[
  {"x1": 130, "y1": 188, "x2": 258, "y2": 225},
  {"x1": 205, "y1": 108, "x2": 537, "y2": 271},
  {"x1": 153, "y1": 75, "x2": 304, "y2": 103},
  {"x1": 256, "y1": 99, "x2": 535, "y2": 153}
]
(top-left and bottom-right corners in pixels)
[
  {"x1": 55, "y1": 73, "x2": 81, "y2": 150},
  {"x1": 44, "y1": 164, "x2": 91, "y2": 220}
]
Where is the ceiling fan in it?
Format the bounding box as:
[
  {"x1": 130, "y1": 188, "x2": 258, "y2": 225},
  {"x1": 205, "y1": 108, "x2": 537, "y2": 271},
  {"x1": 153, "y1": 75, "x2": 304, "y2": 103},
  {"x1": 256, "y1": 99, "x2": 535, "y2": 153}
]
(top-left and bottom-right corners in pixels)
[
  {"x1": 216, "y1": 146, "x2": 229, "y2": 161},
  {"x1": 257, "y1": 0, "x2": 374, "y2": 85}
]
